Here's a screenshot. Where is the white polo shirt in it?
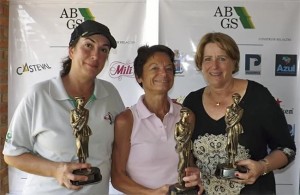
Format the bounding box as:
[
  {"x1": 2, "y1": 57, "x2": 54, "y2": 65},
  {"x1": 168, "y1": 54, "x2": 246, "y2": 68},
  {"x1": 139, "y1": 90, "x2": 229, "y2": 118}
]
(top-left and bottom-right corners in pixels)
[{"x1": 3, "y1": 75, "x2": 125, "y2": 195}]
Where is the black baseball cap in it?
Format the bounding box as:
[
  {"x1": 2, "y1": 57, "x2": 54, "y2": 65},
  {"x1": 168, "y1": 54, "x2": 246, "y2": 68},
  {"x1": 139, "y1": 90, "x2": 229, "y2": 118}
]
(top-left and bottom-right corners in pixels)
[{"x1": 69, "y1": 20, "x2": 117, "y2": 48}]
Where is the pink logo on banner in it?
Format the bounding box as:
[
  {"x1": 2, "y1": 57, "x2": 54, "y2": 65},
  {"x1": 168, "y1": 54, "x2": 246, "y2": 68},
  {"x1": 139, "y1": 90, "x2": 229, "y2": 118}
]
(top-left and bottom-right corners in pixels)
[{"x1": 109, "y1": 61, "x2": 134, "y2": 80}]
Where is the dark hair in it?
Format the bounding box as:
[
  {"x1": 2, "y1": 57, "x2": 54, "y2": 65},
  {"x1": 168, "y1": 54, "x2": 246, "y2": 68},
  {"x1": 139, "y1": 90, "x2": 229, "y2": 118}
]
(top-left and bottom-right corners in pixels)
[
  {"x1": 195, "y1": 32, "x2": 240, "y2": 74},
  {"x1": 61, "y1": 38, "x2": 80, "y2": 77},
  {"x1": 133, "y1": 45, "x2": 175, "y2": 87},
  {"x1": 61, "y1": 20, "x2": 116, "y2": 77}
]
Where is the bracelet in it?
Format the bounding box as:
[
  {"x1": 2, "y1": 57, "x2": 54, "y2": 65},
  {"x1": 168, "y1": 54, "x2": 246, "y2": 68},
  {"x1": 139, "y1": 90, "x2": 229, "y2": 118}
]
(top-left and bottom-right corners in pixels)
[{"x1": 260, "y1": 159, "x2": 269, "y2": 175}]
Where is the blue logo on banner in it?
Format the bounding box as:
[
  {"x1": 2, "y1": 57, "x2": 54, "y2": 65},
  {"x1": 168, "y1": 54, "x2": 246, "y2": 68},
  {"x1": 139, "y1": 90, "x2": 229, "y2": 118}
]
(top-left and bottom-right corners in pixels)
[
  {"x1": 288, "y1": 124, "x2": 295, "y2": 140},
  {"x1": 245, "y1": 54, "x2": 261, "y2": 75},
  {"x1": 275, "y1": 54, "x2": 297, "y2": 76}
]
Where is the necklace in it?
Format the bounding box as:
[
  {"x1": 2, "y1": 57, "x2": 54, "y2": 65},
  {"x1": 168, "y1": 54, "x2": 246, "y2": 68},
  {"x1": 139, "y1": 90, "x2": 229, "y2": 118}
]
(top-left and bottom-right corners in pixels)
[
  {"x1": 208, "y1": 79, "x2": 235, "y2": 107},
  {"x1": 208, "y1": 91, "x2": 222, "y2": 106}
]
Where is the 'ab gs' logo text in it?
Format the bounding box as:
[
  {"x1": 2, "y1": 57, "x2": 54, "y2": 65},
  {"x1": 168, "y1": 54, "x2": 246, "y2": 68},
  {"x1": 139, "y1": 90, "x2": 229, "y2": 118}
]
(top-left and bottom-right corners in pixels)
[
  {"x1": 275, "y1": 54, "x2": 297, "y2": 76},
  {"x1": 214, "y1": 6, "x2": 255, "y2": 29},
  {"x1": 60, "y1": 8, "x2": 95, "y2": 29}
]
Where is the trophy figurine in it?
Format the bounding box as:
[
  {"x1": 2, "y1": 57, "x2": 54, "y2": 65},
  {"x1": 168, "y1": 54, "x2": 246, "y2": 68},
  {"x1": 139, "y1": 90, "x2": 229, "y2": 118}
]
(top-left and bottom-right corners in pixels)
[
  {"x1": 215, "y1": 93, "x2": 247, "y2": 179},
  {"x1": 169, "y1": 107, "x2": 198, "y2": 195},
  {"x1": 70, "y1": 97, "x2": 102, "y2": 186}
]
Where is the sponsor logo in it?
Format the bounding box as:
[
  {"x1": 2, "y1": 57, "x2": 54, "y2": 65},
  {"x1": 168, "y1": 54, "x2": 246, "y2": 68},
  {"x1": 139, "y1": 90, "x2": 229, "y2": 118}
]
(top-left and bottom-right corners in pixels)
[
  {"x1": 258, "y1": 37, "x2": 292, "y2": 42},
  {"x1": 174, "y1": 49, "x2": 184, "y2": 74},
  {"x1": 282, "y1": 108, "x2": 294, "y2": 115},
  {"x1": 60, "y1": 8, "x2": 95, "y2": 29},
  {"x1": 245, "y1": 54, "x2": 261, "y2": 75},
  {"x1": 276, "y1": 98, "x2": 282, "y2": 105},
  {"x1": 116, "y1": 41, "x2": 136, "y2": 45},
  {"x1": 275, "y1": 54, "x2": 297, "y2": 76},
  {"x1": 276, "y1": 98, "x2": 294, "y2": 115},
  {"x1": 214, "y1": 6, "x2": 255, "y2": 29},
  {"x1": 276, "y1": 99, "x2": 295, "y2": 139},
  {"x1": 109, "y1": 61, "x2": 134, "y2": 80},
  {"x1": 287, "y1": 124, "x2": 295, "y2": 140},
  {"x1": 16, "y1": 63, "x2": 52, "y2": 75},
  {"x1": 59, "y1": 8, "x2": 136, "y2": 46}
]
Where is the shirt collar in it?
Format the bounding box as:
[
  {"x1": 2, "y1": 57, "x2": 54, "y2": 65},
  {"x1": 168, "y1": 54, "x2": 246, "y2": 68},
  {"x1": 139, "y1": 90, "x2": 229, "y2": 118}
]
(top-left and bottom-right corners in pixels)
[
  {"x1": 49, "y1": 73, "x2": 109, "y2": 101},
  {"x1": 49, "y1": 74, "x2": 69, "y2": 100},
  {"x1": 136, "y1": 95, "x2": 175, "y2": 119}
]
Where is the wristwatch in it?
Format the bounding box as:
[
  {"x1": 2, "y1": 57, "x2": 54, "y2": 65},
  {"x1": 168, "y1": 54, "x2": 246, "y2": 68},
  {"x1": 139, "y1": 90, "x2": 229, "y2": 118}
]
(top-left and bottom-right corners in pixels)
[{"x1": 260, "y1": 159, "x2": 269, "y2": 175}]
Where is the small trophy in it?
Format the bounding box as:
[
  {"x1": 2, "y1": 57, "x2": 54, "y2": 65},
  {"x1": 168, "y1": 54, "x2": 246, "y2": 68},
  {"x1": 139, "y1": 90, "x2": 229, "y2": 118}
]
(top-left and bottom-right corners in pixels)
[
  {"x1": 70, "y1": 97, "x2": 102, "y2": 186},
  {"x1": 169, "y1": 107, "x2": 199, "y2": 195},
  {"x1": 215, "y1": 93, "x2": 247, "y2": 179}
]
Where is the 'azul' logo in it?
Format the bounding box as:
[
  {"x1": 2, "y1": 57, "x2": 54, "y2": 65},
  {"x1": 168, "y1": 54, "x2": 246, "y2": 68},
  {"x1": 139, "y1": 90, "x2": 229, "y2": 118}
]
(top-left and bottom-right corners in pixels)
[
  {"x1": 214, "y1": 6, "x2": 255, "y2": 29},
  {"x1": 60, "y1": 8, "x2": 95, "y2": 29},
  {"x1": 275, "y1": 54, "x2": 297, "y2": 76},
  {"x1": 245, "y1": 54, "x2": 261, "y2": 75}
]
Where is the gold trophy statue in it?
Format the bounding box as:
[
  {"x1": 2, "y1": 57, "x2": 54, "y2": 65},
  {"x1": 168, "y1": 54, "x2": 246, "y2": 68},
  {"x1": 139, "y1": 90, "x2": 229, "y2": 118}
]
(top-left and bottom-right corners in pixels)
[
  {"x1": 169, "y1": 107, "x2": 198, "y2": 194},
  {"x1": 70, "y1": 97, "x2": 102, "y2": 185},
  {"x1": 215, "y1": 93, "x2": 247, "y2": 179}
]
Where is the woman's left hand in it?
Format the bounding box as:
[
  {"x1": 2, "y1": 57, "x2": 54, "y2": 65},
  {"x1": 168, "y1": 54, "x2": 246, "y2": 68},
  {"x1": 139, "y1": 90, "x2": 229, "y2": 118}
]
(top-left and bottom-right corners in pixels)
[
  {"x1": 231, "y1": 159, "x2": 265, "y2": 184},
  {"x1": 183, "y1": 167, "x2": 204, "y2": 195}
]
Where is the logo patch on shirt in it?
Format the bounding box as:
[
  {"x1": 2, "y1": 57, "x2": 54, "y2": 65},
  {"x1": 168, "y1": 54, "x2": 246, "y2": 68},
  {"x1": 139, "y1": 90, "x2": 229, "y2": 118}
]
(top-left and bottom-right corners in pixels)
[
  {"x1": 104, "y1": 112, "x2": 114, "y2": 125},
  {"x1": 5, "y1": 131, "x2": 12, "y2": 144}
]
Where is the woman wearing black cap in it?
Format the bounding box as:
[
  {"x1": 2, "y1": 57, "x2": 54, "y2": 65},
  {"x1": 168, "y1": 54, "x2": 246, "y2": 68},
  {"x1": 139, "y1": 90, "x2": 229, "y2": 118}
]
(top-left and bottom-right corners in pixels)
[{"x1": 3, "y1": 20, "x2": 125, "y2": 194}]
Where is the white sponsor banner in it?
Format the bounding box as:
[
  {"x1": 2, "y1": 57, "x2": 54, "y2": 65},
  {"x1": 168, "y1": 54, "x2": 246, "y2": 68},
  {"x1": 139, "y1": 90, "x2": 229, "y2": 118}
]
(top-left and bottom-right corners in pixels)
[
  {"x1": 160, "y1": 0, "x2": 300, "y2": 195},
  {"x1": 8, "y1": 0, "x2": 154, "y2": 194},
  {"x1": 7, "y1": 0, "x2": 300, "y2": 194}
]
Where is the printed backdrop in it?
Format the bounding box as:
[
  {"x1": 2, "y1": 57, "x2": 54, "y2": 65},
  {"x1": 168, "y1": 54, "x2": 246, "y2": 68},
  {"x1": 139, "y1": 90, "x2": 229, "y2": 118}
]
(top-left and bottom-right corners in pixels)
[
  {"x1": 8, "y1": 0, "x2": 151, "y2": 194},
  {"x1": 160, "y1": 1, "x2": 300, "y2": 194},
  {"x1": 7, "y1": 0, "x2": 300, "y2": 194}
]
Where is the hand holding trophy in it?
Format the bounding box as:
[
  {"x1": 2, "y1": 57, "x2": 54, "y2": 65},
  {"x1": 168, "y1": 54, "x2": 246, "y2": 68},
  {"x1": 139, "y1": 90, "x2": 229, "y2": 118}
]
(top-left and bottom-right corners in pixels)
[
  {"x1": 169, "y1": 107, "x2": 199, "y2": 194},
  {"x1": 70, "y1": 97, "x2": 102, "y2": 186},
  {"x1": 215, "y1": 93, "x2": 247, "y2": 179}
]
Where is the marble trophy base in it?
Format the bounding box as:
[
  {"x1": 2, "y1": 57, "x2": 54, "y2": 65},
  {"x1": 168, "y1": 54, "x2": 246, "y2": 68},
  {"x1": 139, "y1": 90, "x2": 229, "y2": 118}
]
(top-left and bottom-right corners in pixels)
[
  {"x1": 215, "y1": 163, "x2": 247, "y2": 179},
  {"x1": 169, "y1": 183, "x2": 199, "y2": 195},
  {"x1": 71, "y1": 167, "x2": 102, "y2": 186}
]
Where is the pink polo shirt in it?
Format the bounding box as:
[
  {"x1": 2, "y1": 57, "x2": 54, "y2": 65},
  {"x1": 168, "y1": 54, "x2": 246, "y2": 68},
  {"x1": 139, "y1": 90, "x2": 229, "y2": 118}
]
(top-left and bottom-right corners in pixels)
[{"x1": 127, "y1": 95, "x2": 181, "y2": 189}]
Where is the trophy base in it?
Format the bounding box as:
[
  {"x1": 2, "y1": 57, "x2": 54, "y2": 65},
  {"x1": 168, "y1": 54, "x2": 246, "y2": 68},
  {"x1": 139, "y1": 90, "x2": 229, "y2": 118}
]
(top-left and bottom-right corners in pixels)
[
  {"x1": 71, "y1": 167, "x2": 102, "y2": 186},
  {"x1": 169, "y1": 183, "x2": 199, "y2": 195},
  {"x1": 215, "y1": 163, "x2": 247, "y2": 179}
]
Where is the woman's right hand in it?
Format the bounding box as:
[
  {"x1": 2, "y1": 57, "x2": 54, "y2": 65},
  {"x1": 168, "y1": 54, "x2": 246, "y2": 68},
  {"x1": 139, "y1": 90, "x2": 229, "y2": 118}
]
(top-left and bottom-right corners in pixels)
[
  {"x1": 232, "y1": 159, "x2": 264, "y2": 185},
  {"x1": 54, "y1": 162, "x2": 91, "y2": 190}
]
